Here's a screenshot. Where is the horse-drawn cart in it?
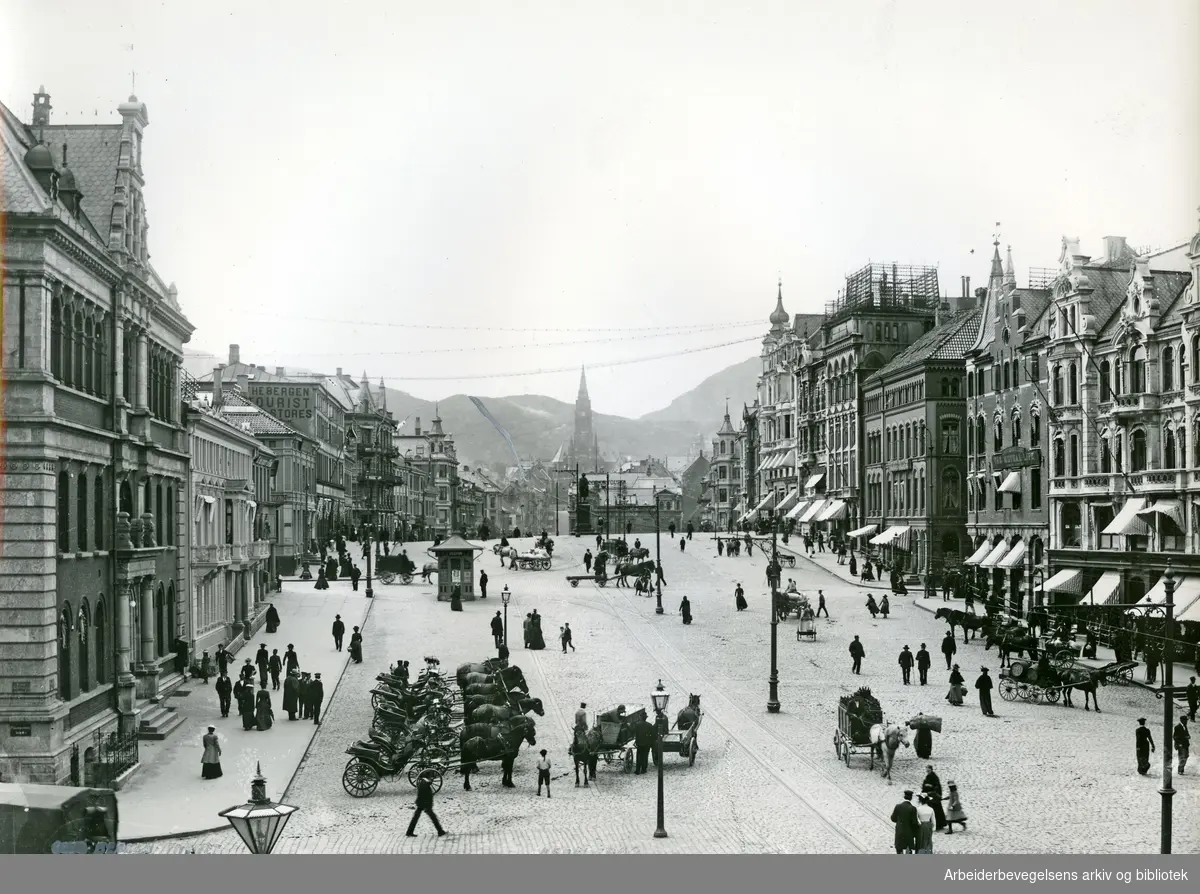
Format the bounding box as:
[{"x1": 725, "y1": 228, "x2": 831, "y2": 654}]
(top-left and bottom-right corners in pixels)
[
  {"x1": 775, "y1": 590, "x2": 810, "y2": 621},
  {"x1": 776, "y1": 550, "x2": 798, "y2": 568},
  {"x1": 567, "y1": 572, "x2": 608, "y2": 588},
  {"x1": 658, "y1": 696, "x2": 702, "y2": 766},
  {"x1": 999, "y1": 658, "x2": 1064, "y2": 704},
  {"x1": 516, "y1": 549, "x2": 552, "y2": 571},
  {"x1": 375, "y1": 554, "x2": 418, "y2": 586},
  {"x1": 593, "y1": 707, "x2": 647, "y2": 773},
  {"x1": 834, "y1": 688, "x2": 883, "y2": 769}
]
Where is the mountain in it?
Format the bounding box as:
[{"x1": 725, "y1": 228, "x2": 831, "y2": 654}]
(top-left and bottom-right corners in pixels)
[{"x1": 639, "y1": 357, "x2": 760, "y2": 430}]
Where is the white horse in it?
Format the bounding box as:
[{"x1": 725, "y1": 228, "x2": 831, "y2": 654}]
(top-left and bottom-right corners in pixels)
[{"x1": 869, "y1": 722, "x2": 911, "y2": 783}]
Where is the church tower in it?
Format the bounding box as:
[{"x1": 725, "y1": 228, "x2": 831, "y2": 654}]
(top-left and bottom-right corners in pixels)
[{"x1": 568, "y1": 367, "x2": 600, "y2": 472}]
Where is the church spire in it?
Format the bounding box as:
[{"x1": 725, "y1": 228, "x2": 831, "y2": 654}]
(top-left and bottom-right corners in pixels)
[
  {"x1": 1004, "y1": 244, "x2": 1017, "y2": 287},
  {"x1": 577, "y1": 366, "x2": 590, "y2": 403},
  {"x1": 989, "y1": 225, "x2": 1005, "y2": 285}
]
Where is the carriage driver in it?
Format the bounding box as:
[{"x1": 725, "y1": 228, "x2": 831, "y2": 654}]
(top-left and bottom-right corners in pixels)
[{"x1": 575, "y1": 702, "x2": 588, "y2": 733}]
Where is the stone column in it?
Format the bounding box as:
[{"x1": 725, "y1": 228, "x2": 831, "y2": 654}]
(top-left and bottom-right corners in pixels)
[
  {"x1": 113, "y1": 314, "x2": 126, "y2": 402},
  {"x1": 139, "y1": 577, "x2": 156, "y2": 665},
  {"x1": 114, "y1": 578, "x2": 138, "y2": 729},
  {"x1": 135, "y1": 330, "x2": 149, "y2": 411}
]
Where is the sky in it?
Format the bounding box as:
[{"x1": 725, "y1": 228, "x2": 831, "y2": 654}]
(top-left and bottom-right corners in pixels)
[{"x1": 3, "y1": 1, "x2": 1198, "y2": 418}]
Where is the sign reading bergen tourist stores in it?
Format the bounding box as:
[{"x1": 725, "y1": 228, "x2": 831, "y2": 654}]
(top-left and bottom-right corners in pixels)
[{"x1": 248, "y1": 382, "x2": 317, "y2": 430}]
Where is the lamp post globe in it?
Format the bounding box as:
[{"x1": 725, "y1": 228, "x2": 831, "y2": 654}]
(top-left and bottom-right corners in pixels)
[
  {"x1": 651, "y1": 679, "x2": 670, "y2": 839},
  {"x1": 218, "y1": 763, "x2": 299, "y2": 855}
]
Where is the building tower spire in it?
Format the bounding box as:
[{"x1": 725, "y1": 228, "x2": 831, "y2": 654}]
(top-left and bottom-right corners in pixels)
[
  {"x1": 769, "y1": 278, "x2": 789, "y2": 329},
  {"x1": 578, "y1": 366, "x2": 589, "y2": 402},
  {"x1": 1004, "y1": 244, "x2": 1017, "y2": 287}
]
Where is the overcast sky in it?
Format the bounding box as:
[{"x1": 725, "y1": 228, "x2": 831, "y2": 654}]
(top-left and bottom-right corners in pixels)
[{"x1": 3, "y1": 1, "x2": 1197, "y2": 417}]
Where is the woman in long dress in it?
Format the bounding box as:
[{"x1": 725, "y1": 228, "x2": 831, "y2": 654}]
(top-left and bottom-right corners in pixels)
[
  {"x1": 255, "y1": 685, "x2": 274, "y2": 731},
  {"x1": 866, "y1": 594, "x2": 879, "y2": 618},
  {"x1": 265, "y1": 604, "x2": 281, "y2": 633},
  {"x1": 314, "y1": 567, "x2": 329, "y2": 590},
  {"x1": 239, "y1": 685, "x2": 257, "y2": 730},
  {"x1": 349, "y1": 626, "x2": 364, "y2": 663},
  {"x1": 915, "y1": 795, "x2": 935, "y2": 852},
  {"x1": 943, "y1": 782, "x2": 967, "y2": 833},
  {"x1": 946, "y1": 665, "x2": 966, "y2": 706},
  {"x1": 679, "y1": 596, "x2": 692, "y2": 625},
  {"x1": 735, "y1": 584, "x2": 748, "y2": 612},
  {"x1": 201, "y1": 727, "x2": 223, "y2": 779}
]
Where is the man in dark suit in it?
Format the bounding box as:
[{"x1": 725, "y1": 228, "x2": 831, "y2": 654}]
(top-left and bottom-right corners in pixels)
[
  {"x1": 890, "y1": 790, "x2": 920, "y2": 854},
  {"x1": 310, "y1": 672, "x2": 325, "y2": 724},
  {"x1": 634, "y1": 716, "x2": 656, "y2": 775},
  {"x1": 479, "y1": 569, "x2": 488, "y2": 599},
  {"x1": 406, "y1": 773, "x2": 447, "y2": 837},
  {"x1": 332, "y1": 615, "x2": 345, "y2": 651},
  {"x1": 255, "y1": 643, "x2": 270, "y2": 688},
  {"x1": 215, "y1": 673, "x2": 233, "y2": 718},
  {"x1": 916, "y1": 644, "x2": 932, "y2": 685}
]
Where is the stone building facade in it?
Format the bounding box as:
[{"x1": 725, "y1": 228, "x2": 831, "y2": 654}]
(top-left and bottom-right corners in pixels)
[
  {"x1": 962, "y1": 244, "x2": 1053, "y2": 614},
  {"x1": 1, "y1": 88, "x2": 194, "y2": 784},
  {"x1": 708, "y1": 404, "x2": 741, "y2": 530}
]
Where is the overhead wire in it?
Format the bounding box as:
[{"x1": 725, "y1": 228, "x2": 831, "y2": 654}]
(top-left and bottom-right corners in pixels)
[{"x1": 242, "y1": 311, "x2": 765, "y2": 335}]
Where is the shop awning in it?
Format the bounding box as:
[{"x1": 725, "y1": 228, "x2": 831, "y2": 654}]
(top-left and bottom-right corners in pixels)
[
  {"x1": 1040, "y1": 567, "x2": 1084, "y2": 595},
  {"x1": 997, "y1": 539, "x2": 1026, "y2": 569},
  {"x1": 890, "y1": 527, "x2": 912, "y2": 550},
  {"x1": 870, "y1": 525, "x2": 911, "y2": 547},
  {"x1": 805, "y1": 473, "x2": 825, "y2": 490},
  {"x1": 1175, "y1": 578, "x2": 1200, "y2": 622},
  {"x1": 817, "y1": 500, "x2": 848, "y2": 522},
  {"x1": 776, "y1": 490, "x2": 800, "y2": 513},
  {"x1": 1137, "y1": 499, "x2": 1184, "y2": 530},
  {"x1": 997, "y1": 471, "x2": 1022, "y2": 494},
  {"x1": 763, "y1": 453, "x2": 780, "y2": 470},
  {"x1": 1102, "y1": 497, "x2": 1148, "y2": 536},
  {"x1": 848, "y1": 524, "x2": 877, "y2": 538},
  {"x1": 1085, "y1": 571, "x2": 1123, "y2": 606},
  {"x1": 753, "y1": 492, "x2": 776, "y2": 514},
  {"x1": 785, "y1": 500, "x2": 811, "y2": 520},
  {"x1": 782, "y1": 450, "x2": 796, "y2": 469},
  {"x1": 798, "y1": 500, "x2": 828, "y2": 523},
  {"x1": 978, "y1": 541, "x2": 1010, "y2": 568},
  {"x1": 962, "y1": 541, "x2": 992, "y2": 565}
]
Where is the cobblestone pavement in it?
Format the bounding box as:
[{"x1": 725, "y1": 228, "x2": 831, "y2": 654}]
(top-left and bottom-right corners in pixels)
[{"x1": 124, "y1": 533, "x2": 1200, "y2": 854}]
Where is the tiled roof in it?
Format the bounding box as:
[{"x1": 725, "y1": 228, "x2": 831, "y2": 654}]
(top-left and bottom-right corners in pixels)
[
  {"x1": 1152, "y1": 271, "x2": 1194, "y2": 328},
  {"x1": 866, "y1": 308, "x2": 982, "y2": 384},
  {"x1": 1087, "y1": 266, "x2": 1135, "y2": 335},
  {"x1": 38, "y1": 123, "x2": 123, "y2": 244},
  {"x1": 1013, "y1": 288, "x2": 1052, "y2": 330},
  {"x1": 195, "y1": 387, "x2": 305, "y2": 439},
  {"x1": 0, "y1": 103, "x2": 52, "y2": 214}
]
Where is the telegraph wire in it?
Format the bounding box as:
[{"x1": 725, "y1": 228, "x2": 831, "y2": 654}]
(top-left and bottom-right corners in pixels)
[{"x1": 243, "y1": 311, "x2": 765, "y2": 335}]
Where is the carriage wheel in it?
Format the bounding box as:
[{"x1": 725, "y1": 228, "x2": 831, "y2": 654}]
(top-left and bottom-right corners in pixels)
[
  {"x1": 400, "y1": 574, "x2": 413, "y2": 585},
  {"x1": 1016, "y1": 683, "x2": 1033, "y2": 701},
  {"x1": 409, "y1": 764, "x2": 445, "y2": 794},
  {"x1": 1044, "y1": 687, "x2": 1061, "y2": 704},
  {"x1": 868, "y1": 747, "x2": 875, "y2": 771},
  {"x1": 833, "y1": 731, "x2": 842, "y2": 759},
  {"x1": 999, "y1": 678, "x2": 1018, "y2": 701},
  {"x1": 378, "y1": 570, "x2": 396, "y2": 585},
  {"x1": 541, "y1": 560, "x2": 551, "y2": 570},
  {"x1": 343, "y1": 759, "x2": 380, "y2": 798},
  {"x1": 570, "y1": 579, "x2": 579, "y2": 588},
  {"x1": 1051, "y1": 649, "x2": 1074, "y2": 671},
  {"x1": 598, "y1": 579, "x2": 607, "y2": 588},
  {"x1": 623, "y1": 749, "x2": 634, "y2": 774},
  {"x1": 688, "y1": 738, "x2": 698, "y2": 766},
  {"x1": 371, "y1": 693, "x2": 381, "y2": 711},
  {"x1": 842, "y1": 741, "x2": 850, "y2": 766}
]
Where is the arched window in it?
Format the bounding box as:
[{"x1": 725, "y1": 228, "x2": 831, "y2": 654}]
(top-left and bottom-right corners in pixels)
[
  {"x1": 1165, "y1": 428, "x2": 1177, "y2": 468},
  {"x1": 993, "y1": 415, "x2": 1003, "y2": 452},
  {"x1": 1053, "y1": 439, "x2": 1065, "y2": 477},
  {"x1": 119, "y1": 479, "x2": 133, "y2": 516},
  {"x1": 1061, "y1": 503, "x2": 1082, "y2": 547},
  {"x1": 51, "y1": 294, "x2": 62, "y2": 379},
  {"x1": 1068, "y1": 363, "x2": 1078, "y2": 404},
  {"x1": 77, "y1": 471, "x2": 88, "y2": 552},
  {"x1": 58, "y1": 604, "x2": 72, "y2": 701},
  {"x1": 78, "y1": 599, "x2": 91, "y2": 693},
  {"x1": 1012, "y1": 412, "x2": 1022, "y2": 444},
  {"x1": 94, "y1": 474, "x2": 104, "y2": 550},
  {"x1": 1053, "y1": 364, "x2": 1063, "y2": 405},
  {"x1": 875, "y1": 323, "x2": 882, "y2": 341},
  {"x1": 1030, "y1": 409, "x2": 1041, "y2": 447},
  {"x1": 1069, "y1": 434, "x2": 1079, "y2": 477},
  {"x1": 1115, "y1": 433, "x2": 1124, "y2": 472},
  {"x1": 993, "y1": 365, "x2": 1001, "y2": 392},
  {"x1": 967, "y1": 420, "x2": 975, "y2": 456},
  {"x1": 72, "y1": 310, "x2": 84, "y2": 390},
  {"x1": 941, "y1": 467, "x2": 960, "y2": 511},
  {"x1": 1100, "y1": 360, "x2": 1112, "y2": 400},
  {"x1": 1003, "y1": 362, "x2": 1010, "y2": 391},
  {"x1": 1179, "y1": 350, "x2": 1186, "y2": 395},
  {"x1": 1131, "y1": 429, "x2": 1148, "y2": 472},
  {"x1": 1180, "y1": 427, "x2": 1188, "y2": 469},
  {"x1": 1131, "y1": 346, "x2": 1146, "y2": 393},
  {"x1": 62, "y1": 306, "x2": 74, "y2": 387},
  {"x1": 1013, "y1": 361, "x2": 1021, "y2": 387},
  {"x1": 951, "y1": 379, "x2": 960, "y2": 398},
  {"x1": 58, "y1": 470, "x2": 70, "y2": 553},
  {"x1": 1101, "y1": 436, "x2": 1112, "y2": 472},
  {"x1": 976, "y1": 414, "x2": 986, "y2": 454},
  {"x1": 1163, "y1": 346, "x2": 1175, "y2": 391},
  {"x1": 967, "y1": 374, "x2": 973, "y2": 398},
  {"x1": 1031, "y1": 536, "x2": 1044, "y2": 565},
  {"x1": 82, "y1": 318, "x2": 93, "y2": 394},
  {"x1": 94, "y1": 598, "x2": 108, "y2": 685}
]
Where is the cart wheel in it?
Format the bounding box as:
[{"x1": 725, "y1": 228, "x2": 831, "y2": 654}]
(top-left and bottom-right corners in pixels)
[
  {"x1": 1044, "y1": 687, "x2": 1061, "y2": 704},
  {"x1": 378, "y1": 570, "x2": 396, "y2": 585},
  {"x1": 570, "y1": 579, "x2": 579, "y2": 588},
  {"x1": 343, "y1": 759, "x2": 380, "y2": 798},
  {"x1": 623, "y1": 749, "x2": 634, "y2": 774},
  {"x1": 842, "y1": 742, "x2": 850, "y2": 766},
  {"x1": 598, "y1": 579, "x2": 607, "y2": 588},
  {"x1": 834, "y1": 731, "x2": 842, "y2": 758},
  {"x1": 999, "y1": 678, "x2": 1018, "y2": 702},
  {"x1": 688, "y1": 738, "x2": 698, "y2": 766},
  {"x1": 371, "y1": 693, "x2": 381, "y2": 710},
  {"x1": 1051, "y1": 649, "x2": 1073, "y2": 671},
  {"x1": 1017, "y1": 683, "x2": 1033, "y2": 701},
  {"x1": 400, "y1": 574, "x2": 413, "y2": 585},
  {"x1": 408, "y1": 763, "x2": 444, "y2": 794}
]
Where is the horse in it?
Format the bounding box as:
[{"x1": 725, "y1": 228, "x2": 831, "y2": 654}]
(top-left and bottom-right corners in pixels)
[
  {"x1": 869, "y1": 722, "x2": 911, "y2": 783},
  {"x1": 568, "y1": 726, "x2": 601, "y2": 787},
  {"x1": 420, "y1": 563, "x2": 437, "y2": 583},
  {"x1": 459, "y1": 718, "x2": 537, "y2": 790},
  {"x1": 455, "y1": 659, "x2": 507, "y2": 689},
  {"x1": 470, "y1": 698, "x2": 545, "y2": 725},
  {"x1": 628, "y1": 547, "x2": 650, "y2": 560},
  {"x1": 676, "y1": 694, "x2": 701, "y2": 730},
  {"x1": 1050, "y1": 664, "x2": 1105, "y2": 712},
  {"x1": 935, "y1": 607, "x2": 987, "y2": 644},
  {"x1": 984, "y1": 630, "x2": 1040, "y2": 668},
  {"x1": 464, "y1": 683, "x2": 504, "y2": 701},
  {"x1": 616, "y1": 560, "x2": 655, "y2": 587}
]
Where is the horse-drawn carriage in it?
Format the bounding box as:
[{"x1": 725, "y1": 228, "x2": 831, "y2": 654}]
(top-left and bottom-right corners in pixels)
[
  {"x1": 834, "y1": 687, "x2": 909, "y2": 779},
  {"x1": 775, "y1": 589, "x2": 810, "y2": 621},
  {"x1": 515, "y1": 548, "x2": 552, "y2": 571},
  {"x1": 775, "y1": 549, "x2": 798, "y2": 568},
  {"x1": 796, "y1": 606, "x2": 817, "y2": 641},
  {"x1": 374, "y1": 553, "x2": 428, "y2": 585},
  {"x1": 1000, "y1": 656, "x2": 1136, "y2": 709},
  {"x1": 658, "y1": 695, "x2": 702, "y2": 766}
]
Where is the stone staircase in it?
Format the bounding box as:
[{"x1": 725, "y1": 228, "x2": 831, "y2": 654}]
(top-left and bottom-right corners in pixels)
[{"x1": 136, "y1": 671, "x2": 192, "y2": 741}]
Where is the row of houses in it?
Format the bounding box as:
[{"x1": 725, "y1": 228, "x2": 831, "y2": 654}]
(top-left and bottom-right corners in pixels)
[{"x1": 704, "y1": 222, "x2": 1200, "y2": 629}]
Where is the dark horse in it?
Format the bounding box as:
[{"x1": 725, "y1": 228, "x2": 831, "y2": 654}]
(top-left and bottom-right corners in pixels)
[
  {"x1": 676, "y1": 694, "x2": 701, "y2": 729},
  {"x1": 984, "y1": 630, "x2": 1041, "y2": 668},
  {"x1": 935, "y1": 607, "x2": 988, "y2": 644},
  {"x1": 455, "y1": 658, "x2": 508, "y2": 689},
  {"x1": 569, "y1": 726, "x2": 602, "y2": 787},
  {"x1": 460, "y1": 666, "x2": 530, "y2": 694},
  {"x1": 616, "y1": 560, "x2": 655, "y2": 587},
  {"x1": 1037, "y1": 656, "x2": 1106, "y2": 712},
  {"x1": 468, "y1": 695, "x2": 545, "y2": 725},
  {"x1": 459, "y1": 717, "x2": 537, "y2": 791}
]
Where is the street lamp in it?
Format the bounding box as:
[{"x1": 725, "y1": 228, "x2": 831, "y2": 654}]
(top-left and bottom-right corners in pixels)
[
  {"x1": 650, "y1": 680, "x2": 671, "y2": 839},
  {"x1": 501, "y1": 585, "x2": 511, "y2": 647},
  {"x1": 654, "y1": 488, "x2": 664, "y2": 614},
  {"x1": 767, "y1": 516, "x2": 781, "y2": 714},
  {"x1": 218, "y1": 762, "x2": 298, "y2": 855}
]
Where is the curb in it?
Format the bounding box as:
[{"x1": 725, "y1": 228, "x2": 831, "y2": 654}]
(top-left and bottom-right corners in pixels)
[{"x1": 122, "y1": 591, "x2": 379, "y2": 844}]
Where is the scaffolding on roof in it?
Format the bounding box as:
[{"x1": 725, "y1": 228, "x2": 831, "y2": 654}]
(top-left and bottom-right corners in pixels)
[
  {"x1": 1027, "y1": 268, "x2": 1057, "y2": 290},
  {"x1": 824, "y1": 263, "x2": 940, "y2": 323}
]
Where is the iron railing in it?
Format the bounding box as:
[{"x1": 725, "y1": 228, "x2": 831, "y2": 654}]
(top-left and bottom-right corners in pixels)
[{"x1": 90, "y1": 725, "x2": 139, "y2": 788}]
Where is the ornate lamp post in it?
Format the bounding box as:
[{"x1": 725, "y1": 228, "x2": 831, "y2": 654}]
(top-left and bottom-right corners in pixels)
[
  {"x1": 651, "y1": 680, "x2": 671, "y2": 839},
  {"x1": 218, "y1": 763, "x2": 299, "y2": 855},
  {"x1": 767, "y1": 515, "x2": 781, "y2": 714},
  {"x1": 501, "y1": 585, "x2": 511, "y2": 647}
]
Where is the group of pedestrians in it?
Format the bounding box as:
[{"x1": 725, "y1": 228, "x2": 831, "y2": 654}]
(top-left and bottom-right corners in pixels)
[{"x1": 890, "y1": 765, "x2": 968, "y2": 853}]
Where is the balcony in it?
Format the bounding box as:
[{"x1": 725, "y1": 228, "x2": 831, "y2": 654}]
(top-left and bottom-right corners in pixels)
[
  {"x1": 193, "y1": 544, "x2": 232, "y2": 566},
  {"x1": 1111, "y1": 393, "x2": 1161, "y2": 418},
  {"x1": 248, "y1": 541, "x2": 271, "y2": 560},
  {"x1": 1125, "y1": 471, "x2": 1187, "y2": 492}
]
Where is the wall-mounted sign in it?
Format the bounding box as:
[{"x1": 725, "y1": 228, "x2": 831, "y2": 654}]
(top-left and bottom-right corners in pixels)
[
  {"x1": 9, "y1": 723, "x2": 32, "y2": 737},
  {"x1": 249, "y1": 384, "x2": 316, "y2": 423}
]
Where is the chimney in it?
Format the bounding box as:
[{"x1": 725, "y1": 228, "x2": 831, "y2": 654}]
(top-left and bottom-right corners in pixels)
[
  {"x1": 415, "y1": 417, "x2": 422, "y2": 436},
  {"x1": 276, "y1": 367, "x2": 285, "y2": 376},
  {"x1": 961, "y1": 276, "x2": 970, "y2": 299},
  {"x1": 229, "y1": 344, "x2": 240, "y2": 365},
  {"x1": 237, "y1": 373, "x2": 249, "y2": 393},
  {"x1": 1103, "y1": 236, "x2": 1128, "y2": 263},
  {"x1": 336, "y1": 367, "x2": 343, "y2": 377},
  {"x1": 213, "y1": 364, "x2": 226, "y2": 408}
]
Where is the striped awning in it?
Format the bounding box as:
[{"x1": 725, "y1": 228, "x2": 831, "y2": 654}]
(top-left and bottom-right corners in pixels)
[
  {"x1": 1137, "y1": 499, "x2": 1184, "y2": 530},
  {"x1": 1040, "y1": 568, "x2": 1084, "y2": 595},
  {"x1": 962, "y1": 541, "x2": 991, "y2": 565},
  {"x1": 978, "y1": 541, "x2": 1010, "y2": 569},
  {"x1": 997, "y1": 539, "x2": 1026, "y2": 569},
  {"x1": 1175, "y1": 578, "x2": 1200, "y2": 622},
  {"x1": 848, "y1": 524, "x2": 877, "y2": 538},
  {"x1": 1085, "y1": 571, "x2": 1123, "y2": 606},
  {"x1": 817, "y1": 500, "x2": 848, "y2": 522},
  {"x1": 870, "y1": 525, "x2": 910, "y2": 547},
  {"x1": 798, "y1": 500, "x2": 828, "y2": 523},
  {"x1": 776, "y1": 490, "x2": 800, "y2": 513},
  {"x1": 1102, "y1": 497, "x2": 1148, "y2": 536},
  {"x1": 805, "y1": 473, "x2": 825, "y2": 490},
  {"x1": 785, "y1": 500, "x2": 811, "y2": 520},
  {"x1": 753, "y1": 492, "x2": 776, "y2": 514}
]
